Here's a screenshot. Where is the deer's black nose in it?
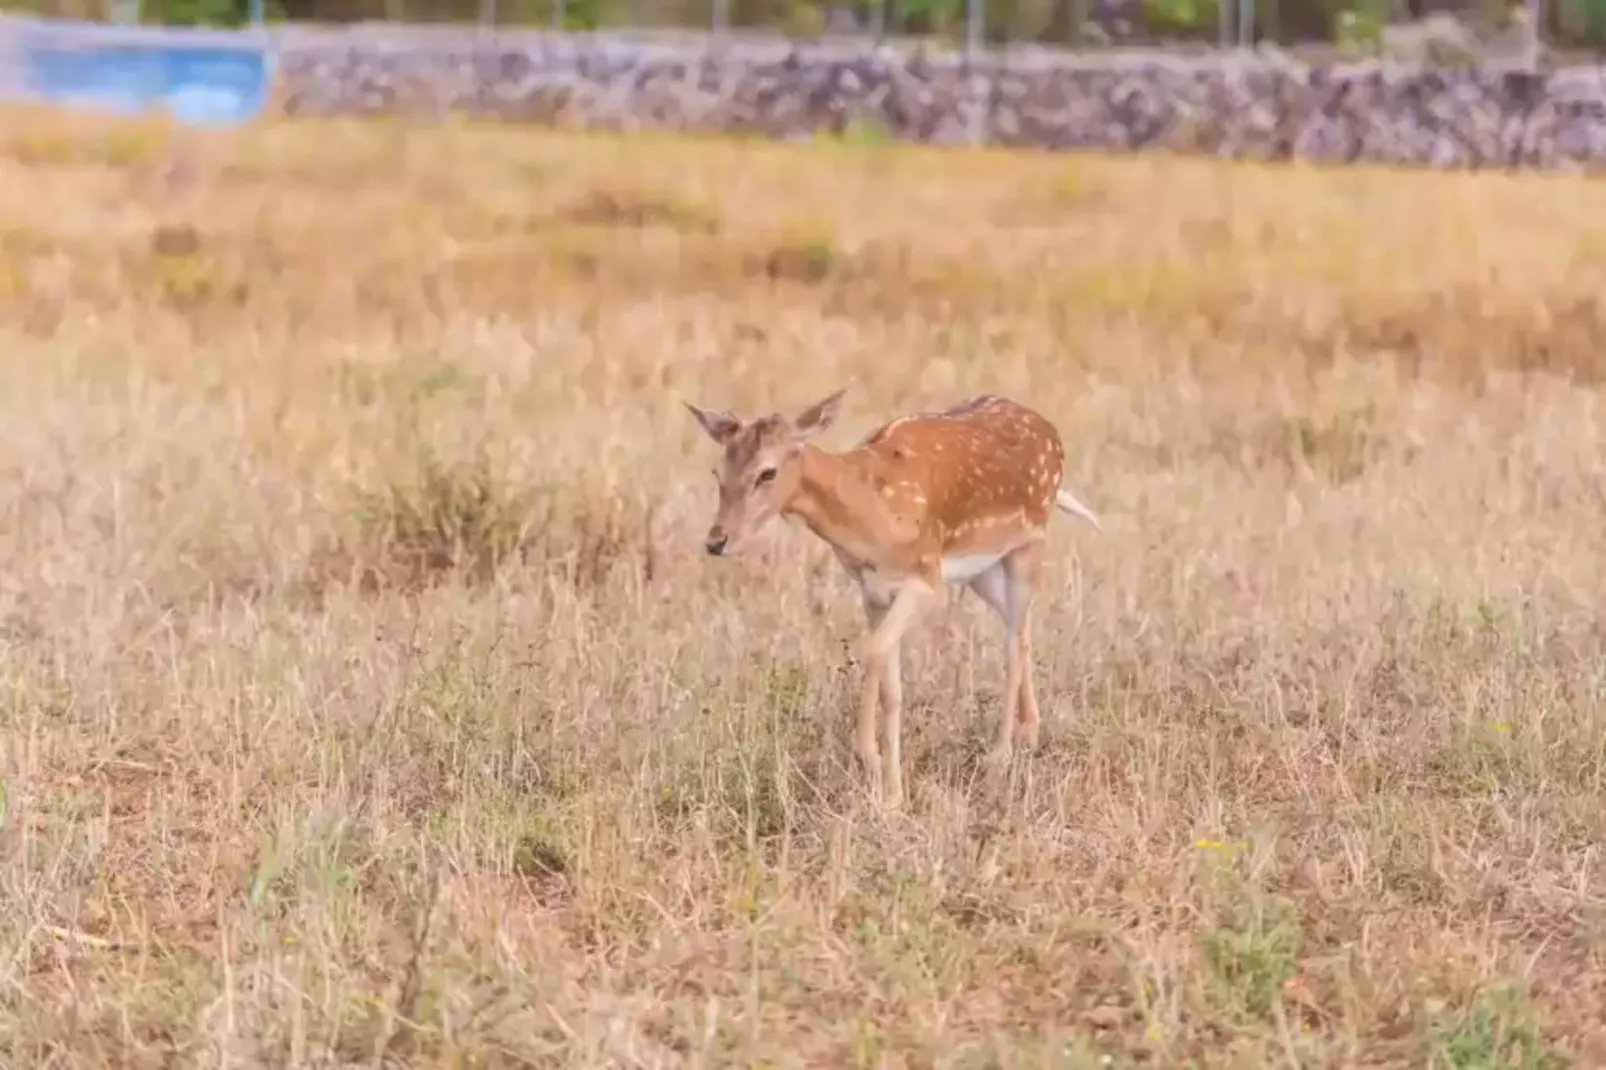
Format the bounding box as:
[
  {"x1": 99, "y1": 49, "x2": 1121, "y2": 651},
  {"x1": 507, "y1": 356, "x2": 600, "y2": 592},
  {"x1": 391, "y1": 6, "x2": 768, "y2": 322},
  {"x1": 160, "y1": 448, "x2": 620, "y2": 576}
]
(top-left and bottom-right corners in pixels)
[{"x1": 705, "y1": 533, "x2": 729, "y2": 556}]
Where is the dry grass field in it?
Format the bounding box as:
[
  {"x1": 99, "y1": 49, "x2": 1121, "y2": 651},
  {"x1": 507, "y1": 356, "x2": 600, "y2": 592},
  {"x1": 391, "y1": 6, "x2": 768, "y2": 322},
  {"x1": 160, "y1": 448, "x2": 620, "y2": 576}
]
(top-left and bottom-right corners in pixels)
[{"x1": 1, "y1": 106, "x2": 1604, "y2": 1068}]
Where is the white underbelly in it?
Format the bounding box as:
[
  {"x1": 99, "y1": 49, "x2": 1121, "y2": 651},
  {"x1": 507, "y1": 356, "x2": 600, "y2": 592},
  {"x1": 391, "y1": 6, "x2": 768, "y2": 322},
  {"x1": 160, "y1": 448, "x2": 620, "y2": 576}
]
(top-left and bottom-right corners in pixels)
[{"x1": 940, "y1": 550, "x2": 1007, "y2": 582}]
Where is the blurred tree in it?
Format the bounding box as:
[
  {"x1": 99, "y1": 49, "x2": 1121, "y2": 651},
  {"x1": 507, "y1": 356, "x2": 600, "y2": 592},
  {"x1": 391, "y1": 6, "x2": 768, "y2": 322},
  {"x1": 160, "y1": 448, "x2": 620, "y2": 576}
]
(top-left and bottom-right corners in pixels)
[
  {"x1": 140, "y1": 0, "x2": 286, "y2": 23},
  {"x1": 18, "y1": 0, "x2": 1599, "y2": 58}
]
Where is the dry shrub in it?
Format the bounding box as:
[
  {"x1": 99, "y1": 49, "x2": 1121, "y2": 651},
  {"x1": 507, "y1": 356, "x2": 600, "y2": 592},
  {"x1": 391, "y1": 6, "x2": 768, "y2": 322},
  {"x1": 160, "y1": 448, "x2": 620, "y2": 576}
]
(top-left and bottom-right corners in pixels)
[
  {"x1": 1345, "y1": 289, "x2": 1606, "y2": 384},
  {"x1": 756, "y1": 234, "x2": 839, "y2": 284},
  {"x1": 310, "y1": 449, "x2": 643, "y2": 597},
  {"x1": 144, "y1": 223, "x2": 254, "y2": 311},
  {"x1": 1230, "y1": 400, "x2": 1386, "y2": 484},
  {"x1": 552, "y1": 184, "x2": 720, "y2": 233},
  {"x1": 335, "y1": 452, "x2": 531, "y2": 591}
]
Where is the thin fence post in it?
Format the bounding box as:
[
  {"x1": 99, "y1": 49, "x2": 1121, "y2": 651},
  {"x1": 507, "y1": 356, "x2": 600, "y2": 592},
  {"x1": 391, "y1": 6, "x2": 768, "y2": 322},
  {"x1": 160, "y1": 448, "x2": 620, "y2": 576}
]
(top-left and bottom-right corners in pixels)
[
  {"x1": 966, "y1": 0, "x2": 983, "y2": 57},
  {"x1": 1525, "y1": 0, "x2": 1543, "y2": 68},
  {"x1": 711, "y1": 0, "x2": 728, "y2": 31}
]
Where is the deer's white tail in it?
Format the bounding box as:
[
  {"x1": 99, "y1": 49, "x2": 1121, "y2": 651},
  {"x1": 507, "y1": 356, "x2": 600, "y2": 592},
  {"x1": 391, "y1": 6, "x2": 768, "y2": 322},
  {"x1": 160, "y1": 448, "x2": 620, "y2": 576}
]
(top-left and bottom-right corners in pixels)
[{"x1": 1055, "y1": 486, "x2": 1103, "y2": 530}]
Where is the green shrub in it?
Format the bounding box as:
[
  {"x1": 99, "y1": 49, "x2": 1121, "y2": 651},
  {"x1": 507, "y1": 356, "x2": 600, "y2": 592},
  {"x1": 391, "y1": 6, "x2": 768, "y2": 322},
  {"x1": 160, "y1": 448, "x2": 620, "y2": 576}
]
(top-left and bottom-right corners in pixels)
[
  {"x1": 1334, "y1": 2, "x2": 1385, "y2": 53},
  {"x1": 1143, "y1": 0, "x2": 1217, "y2": 37}
]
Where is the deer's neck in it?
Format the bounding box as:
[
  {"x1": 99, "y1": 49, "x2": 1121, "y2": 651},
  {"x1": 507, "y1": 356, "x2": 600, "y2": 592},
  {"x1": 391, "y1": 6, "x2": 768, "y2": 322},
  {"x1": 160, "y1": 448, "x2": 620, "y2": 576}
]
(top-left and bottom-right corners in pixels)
[{"x1": 783, "y1": 445, "x2": 883, "y2": 563}]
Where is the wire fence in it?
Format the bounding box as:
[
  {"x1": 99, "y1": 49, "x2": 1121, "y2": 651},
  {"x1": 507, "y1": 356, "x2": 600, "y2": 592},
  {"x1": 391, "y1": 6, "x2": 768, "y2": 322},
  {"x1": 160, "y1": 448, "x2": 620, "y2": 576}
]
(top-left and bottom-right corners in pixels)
[{"x1": 2, "y1": 0, "x2": 1604, "y2": 56}]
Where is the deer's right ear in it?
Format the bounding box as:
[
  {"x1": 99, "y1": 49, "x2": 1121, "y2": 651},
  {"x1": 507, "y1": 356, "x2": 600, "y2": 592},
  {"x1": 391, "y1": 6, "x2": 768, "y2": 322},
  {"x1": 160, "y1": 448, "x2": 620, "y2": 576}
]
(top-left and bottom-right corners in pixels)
[
  {"x1": 684, "y1": 401, "x2": 742, "y2": 445},
  {"x1": 791, "y1": 388, "x2": 846, "y2": 441}
]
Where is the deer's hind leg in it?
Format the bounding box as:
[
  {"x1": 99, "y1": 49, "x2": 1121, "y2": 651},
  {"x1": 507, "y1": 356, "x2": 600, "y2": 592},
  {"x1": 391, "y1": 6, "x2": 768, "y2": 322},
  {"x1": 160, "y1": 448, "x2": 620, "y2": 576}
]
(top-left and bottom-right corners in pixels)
[
  {"x1": 1002, "y1": 541, "x2": 1044, "y2": 747},
  {"x1": 968, "y1": 561, "x2": 1022, "y2": 758},
  {"x1": 969, "y1": 541, "x2": 1044, "y2": 753}
]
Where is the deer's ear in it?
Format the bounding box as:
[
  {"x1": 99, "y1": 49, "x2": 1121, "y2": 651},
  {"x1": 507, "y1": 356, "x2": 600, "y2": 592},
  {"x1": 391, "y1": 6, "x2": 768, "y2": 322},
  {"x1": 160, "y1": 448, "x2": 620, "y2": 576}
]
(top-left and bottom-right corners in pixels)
[
  {"x1": 792, "y1": 388, "x2": 845, "y2": 441},
  {"x1": 684, "y1": 401, "x2": 742, "y2": 445}
]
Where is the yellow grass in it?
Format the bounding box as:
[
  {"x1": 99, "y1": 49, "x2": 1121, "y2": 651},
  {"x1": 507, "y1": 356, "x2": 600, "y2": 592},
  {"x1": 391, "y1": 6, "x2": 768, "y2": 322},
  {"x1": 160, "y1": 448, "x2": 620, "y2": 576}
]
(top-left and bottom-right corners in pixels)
[{"x1": 1, "y1": 104, "x2": 1603, "y2": 1067}]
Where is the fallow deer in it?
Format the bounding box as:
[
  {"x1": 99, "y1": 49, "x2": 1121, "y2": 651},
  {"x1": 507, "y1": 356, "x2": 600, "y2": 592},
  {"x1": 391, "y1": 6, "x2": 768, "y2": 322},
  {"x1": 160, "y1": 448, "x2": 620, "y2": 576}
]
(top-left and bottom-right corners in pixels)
[{"x1": 684, "y1": 389, "x2": 1101, "y2": 805}]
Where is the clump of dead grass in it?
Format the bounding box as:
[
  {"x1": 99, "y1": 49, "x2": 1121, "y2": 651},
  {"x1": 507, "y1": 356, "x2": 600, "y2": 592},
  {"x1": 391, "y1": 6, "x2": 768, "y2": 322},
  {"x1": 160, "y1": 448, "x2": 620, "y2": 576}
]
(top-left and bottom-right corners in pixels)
[
  {"x1": 311, "y1": 448, "x2": 643, "y2": 595},
  {"x1": 551, "y1": 183, "x2": 721, "y2": 233}
]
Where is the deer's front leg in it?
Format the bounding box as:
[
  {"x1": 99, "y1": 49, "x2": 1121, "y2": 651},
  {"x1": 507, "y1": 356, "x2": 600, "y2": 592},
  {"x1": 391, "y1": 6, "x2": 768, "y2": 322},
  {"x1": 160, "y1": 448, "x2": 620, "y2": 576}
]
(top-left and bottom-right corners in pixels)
[
  {"x1": 878, "y1": 636, "x2": 906, "y2": 805},
  {"x1": 858, "y1": 597, "x2": 889, "y2": 797},
  {"x1": 858, "y1": 583, "x2": 929, "y2": 805}
]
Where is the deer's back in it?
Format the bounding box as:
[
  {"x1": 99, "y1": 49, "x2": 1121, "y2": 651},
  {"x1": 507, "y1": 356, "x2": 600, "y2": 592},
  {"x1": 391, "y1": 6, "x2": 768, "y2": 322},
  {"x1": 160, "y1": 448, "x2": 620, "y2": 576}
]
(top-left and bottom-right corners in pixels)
[{"x1": 857, "y1": 395, "x2": 1066, "y2": 553}]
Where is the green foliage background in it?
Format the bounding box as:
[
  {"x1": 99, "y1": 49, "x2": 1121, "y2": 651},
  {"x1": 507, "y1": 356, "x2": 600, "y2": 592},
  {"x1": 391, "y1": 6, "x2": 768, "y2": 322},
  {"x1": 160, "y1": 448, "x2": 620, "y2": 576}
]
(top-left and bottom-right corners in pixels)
[{"x1": 2, "y1": 0, "x2": 1605, "y2": 58}]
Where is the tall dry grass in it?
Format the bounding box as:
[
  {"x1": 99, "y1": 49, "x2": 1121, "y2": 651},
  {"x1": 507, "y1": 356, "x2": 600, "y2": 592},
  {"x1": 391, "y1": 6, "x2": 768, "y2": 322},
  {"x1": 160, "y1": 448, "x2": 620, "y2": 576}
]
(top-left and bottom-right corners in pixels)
[{"x1": 0, "y1": 105, "x2": 1602, "y2": 1067}]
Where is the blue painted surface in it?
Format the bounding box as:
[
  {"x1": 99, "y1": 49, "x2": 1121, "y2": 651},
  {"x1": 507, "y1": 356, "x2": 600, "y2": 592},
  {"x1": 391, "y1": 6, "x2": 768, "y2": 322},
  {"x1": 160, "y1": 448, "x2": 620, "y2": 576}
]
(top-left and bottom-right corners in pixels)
[{"x1": 3, "y1": 17, "x2": 271, "y2": 126}]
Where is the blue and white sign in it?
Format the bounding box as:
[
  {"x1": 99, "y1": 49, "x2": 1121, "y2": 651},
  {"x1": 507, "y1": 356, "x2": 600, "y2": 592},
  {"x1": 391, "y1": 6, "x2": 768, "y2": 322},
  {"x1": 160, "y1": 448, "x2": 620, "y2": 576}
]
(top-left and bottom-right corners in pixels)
[{"x1": 0, "y1": 15, "x2": 271, "y2": 127}]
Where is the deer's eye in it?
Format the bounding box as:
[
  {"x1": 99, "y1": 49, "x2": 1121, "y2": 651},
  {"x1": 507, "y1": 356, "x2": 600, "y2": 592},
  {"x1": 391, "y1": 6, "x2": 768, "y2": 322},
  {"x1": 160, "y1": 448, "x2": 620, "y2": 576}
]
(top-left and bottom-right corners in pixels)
[{"x1": 755, "y1": 467, "x2": 778, "y2": 487}]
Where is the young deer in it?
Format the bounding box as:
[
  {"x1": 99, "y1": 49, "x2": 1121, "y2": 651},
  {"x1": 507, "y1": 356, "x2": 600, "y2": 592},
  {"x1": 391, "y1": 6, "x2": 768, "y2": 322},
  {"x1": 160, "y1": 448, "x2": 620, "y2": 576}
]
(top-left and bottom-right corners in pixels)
[{"x1": 684, "y1": 389, "x2": 1101, "y2": 805}]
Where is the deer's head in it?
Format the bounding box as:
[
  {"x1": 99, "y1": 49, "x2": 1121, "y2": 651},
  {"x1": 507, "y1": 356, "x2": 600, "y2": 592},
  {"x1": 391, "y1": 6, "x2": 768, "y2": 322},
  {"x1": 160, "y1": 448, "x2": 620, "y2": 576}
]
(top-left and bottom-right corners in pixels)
[{"x1": 684, "y1": 389, "x2": 845, "y2": 557}]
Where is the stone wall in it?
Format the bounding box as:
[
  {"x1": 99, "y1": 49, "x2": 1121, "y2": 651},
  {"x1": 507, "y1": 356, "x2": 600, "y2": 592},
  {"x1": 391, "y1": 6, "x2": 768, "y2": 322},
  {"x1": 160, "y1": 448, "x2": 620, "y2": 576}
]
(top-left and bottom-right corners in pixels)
[{"x1": 271, "y1": 29, "x2": 1606, "y2": 170}]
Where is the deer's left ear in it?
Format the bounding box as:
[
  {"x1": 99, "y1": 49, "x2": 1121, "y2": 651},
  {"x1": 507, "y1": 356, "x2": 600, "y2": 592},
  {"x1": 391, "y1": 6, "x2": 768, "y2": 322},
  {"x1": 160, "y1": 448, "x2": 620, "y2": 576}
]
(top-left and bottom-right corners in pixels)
[
  {"x1": 792, "y1": 388, "x2": 845, "y2": 441},
  {"x1": 685, "y1": 401, "x2": 742, "y2": 445}
]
